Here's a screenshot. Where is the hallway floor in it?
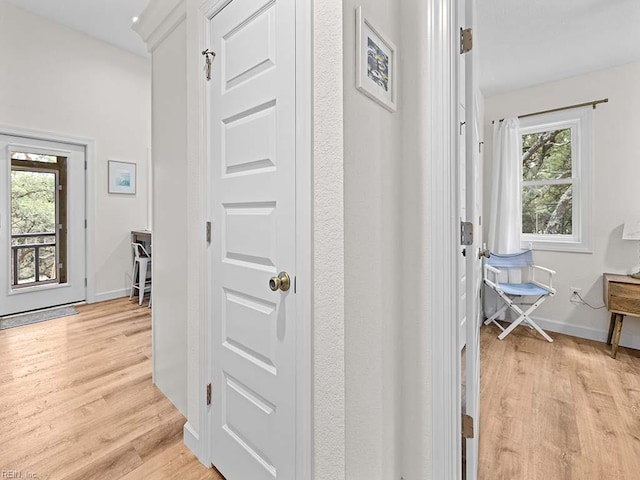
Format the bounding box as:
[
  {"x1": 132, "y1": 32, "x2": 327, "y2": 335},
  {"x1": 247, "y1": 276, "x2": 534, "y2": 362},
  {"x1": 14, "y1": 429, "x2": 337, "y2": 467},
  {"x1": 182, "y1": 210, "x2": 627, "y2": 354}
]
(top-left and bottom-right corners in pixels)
[{"x1": 0, "y1": 298, "x2": 221, "y2": 480}]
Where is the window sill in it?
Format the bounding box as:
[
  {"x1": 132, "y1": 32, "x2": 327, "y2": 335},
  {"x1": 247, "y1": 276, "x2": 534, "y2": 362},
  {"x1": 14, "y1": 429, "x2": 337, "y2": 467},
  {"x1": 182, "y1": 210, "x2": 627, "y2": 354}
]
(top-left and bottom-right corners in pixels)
[{"x1": 521, "y1": 239, "x2": 592, "y2": 254}]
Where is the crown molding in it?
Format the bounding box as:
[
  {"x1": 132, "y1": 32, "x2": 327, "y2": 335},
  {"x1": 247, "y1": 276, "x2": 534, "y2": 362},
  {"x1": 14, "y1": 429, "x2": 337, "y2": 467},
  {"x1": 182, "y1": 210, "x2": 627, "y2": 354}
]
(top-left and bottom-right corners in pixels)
[{"x1": 132, "y1": 0, "x2": 186, "y2": 52}]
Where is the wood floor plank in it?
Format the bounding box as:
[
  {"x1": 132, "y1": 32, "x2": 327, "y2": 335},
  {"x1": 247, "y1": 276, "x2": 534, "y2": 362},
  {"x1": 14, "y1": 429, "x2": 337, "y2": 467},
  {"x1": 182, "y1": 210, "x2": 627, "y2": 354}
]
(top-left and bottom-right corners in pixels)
[
  {"x1": 131, "y1": 410, "x2": 186, "y2": 462},
  {"x1": 479, "y1": 322, "x2": 640, "y2": 480},
  {"x1": 122, "y1": 440, "x2": 224, "y2": 480},
  {"x1": 60, "y1": 443, "x2": 144, "y2": 480},
  {"x1": 0, "y1": 298, "x2": 217, "y2": 479}
]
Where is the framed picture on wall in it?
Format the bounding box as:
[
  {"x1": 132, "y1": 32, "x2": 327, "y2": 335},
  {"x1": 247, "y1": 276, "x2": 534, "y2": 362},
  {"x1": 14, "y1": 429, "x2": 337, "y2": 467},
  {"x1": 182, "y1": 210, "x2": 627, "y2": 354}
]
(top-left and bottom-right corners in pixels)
[
  {"x1": 108, "y1": 160, "x2": 137, "y2": 194},
  {"x1": 356, "y1": 6, "x2": 397, "y2": 112}
]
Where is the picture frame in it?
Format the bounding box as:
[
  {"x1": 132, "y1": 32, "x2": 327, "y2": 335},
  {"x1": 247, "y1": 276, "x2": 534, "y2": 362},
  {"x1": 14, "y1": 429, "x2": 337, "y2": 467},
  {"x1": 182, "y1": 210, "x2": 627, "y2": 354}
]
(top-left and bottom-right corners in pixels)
[
  {"x1": 108, "y1": 160, "x2": 136, "y2": 194},
  {"x1": 356, "y1": 6, "x2": 397, "y2": 112}
]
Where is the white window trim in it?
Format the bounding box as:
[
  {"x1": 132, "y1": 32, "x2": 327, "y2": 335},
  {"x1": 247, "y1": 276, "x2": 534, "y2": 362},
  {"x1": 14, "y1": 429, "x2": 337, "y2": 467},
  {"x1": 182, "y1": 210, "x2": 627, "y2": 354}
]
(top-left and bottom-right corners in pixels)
[{"x1": 519, "y1": 107, "x2": 593, "y2": 253}]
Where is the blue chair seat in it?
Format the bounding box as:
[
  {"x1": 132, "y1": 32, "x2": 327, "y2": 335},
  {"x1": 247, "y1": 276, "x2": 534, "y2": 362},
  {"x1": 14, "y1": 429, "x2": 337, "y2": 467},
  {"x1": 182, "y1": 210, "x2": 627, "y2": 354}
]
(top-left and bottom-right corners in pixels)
[{"x1": 497, "y1": 282, "x2": 549, "y2": 296}]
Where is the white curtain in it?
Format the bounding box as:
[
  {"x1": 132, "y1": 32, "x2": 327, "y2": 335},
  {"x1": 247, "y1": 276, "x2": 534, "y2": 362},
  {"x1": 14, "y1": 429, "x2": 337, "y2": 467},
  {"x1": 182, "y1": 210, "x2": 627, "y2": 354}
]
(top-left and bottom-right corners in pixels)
[
  {"x1": 485, "y1": 117, "x2": 521, "y2": 318},
  {"x1": 489, "y1": 117, "x2": 521, "y2": 253}
]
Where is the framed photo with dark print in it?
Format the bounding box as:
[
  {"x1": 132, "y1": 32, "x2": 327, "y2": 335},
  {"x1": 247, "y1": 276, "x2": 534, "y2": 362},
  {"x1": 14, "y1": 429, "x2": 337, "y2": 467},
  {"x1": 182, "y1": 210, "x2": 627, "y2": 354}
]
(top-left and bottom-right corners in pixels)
[
  {"x1": 108, "y1": 160, "x2": 137, "y2": 194},
  {"x1": 356, "y1": 6, "x2": 397, "y2": 112}
]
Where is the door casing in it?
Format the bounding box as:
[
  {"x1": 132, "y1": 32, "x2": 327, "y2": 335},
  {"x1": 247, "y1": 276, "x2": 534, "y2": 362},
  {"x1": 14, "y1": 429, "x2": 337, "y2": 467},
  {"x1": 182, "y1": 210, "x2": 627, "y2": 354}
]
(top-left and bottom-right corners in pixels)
[
  {"x1": 426, "y1": 0, "x2": 470, "y2": 477},
  {"x1": 0, "y1": 124, "x2": 95, "y2": 306},
  {"x1": 462, "y1": 0, "x2": 482, "y2": 476}
]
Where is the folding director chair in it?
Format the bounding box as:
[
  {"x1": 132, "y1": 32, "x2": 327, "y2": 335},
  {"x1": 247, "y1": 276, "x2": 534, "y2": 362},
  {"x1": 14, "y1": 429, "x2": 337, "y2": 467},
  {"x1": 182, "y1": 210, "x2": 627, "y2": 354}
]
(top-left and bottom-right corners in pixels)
[{"x1": 483, "y1": 250, "x2": 556, "y2": 342}]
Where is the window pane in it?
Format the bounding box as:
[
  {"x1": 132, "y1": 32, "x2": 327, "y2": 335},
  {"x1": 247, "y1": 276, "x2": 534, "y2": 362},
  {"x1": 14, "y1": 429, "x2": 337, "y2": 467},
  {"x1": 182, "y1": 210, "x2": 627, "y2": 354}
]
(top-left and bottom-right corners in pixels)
[
  {"x1": 17, "y1": 249, "x2": 34, "y2": 284},
  {"x1": 11, "y1": 151, "x2": 58, "y2": 163},
  {"x1": 522, "y1": 128, "x2": 572, "y2": 181},
  {"x1": 522, "y1": 184, "x2": 572, "y2": 235},
  {"x1": 39, "y1": 246, "x2": 57, "y2": 281},
  {"x1": 11, "y1": 170, "x2": 56, "y2": 234},
  {"x1": 10, "y1": 170, "x2": 57, "y2": 287}
]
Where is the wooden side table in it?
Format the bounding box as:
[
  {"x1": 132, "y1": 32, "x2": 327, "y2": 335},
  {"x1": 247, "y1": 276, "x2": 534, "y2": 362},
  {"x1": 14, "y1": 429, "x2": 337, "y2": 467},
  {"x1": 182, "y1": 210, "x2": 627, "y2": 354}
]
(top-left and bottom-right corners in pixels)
[{"x1": 603, "y1": 273, "x2": 640, "y2": 358}]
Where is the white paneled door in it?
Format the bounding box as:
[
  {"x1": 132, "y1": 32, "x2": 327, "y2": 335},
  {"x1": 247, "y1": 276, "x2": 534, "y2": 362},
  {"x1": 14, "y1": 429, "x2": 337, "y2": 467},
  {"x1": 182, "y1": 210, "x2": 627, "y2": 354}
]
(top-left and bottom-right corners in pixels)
[
  {"x1": 0, "y1": 135, "x2": 86, "y2": 316},
  {"x1": 207, "y1": 0, "x2": 297, "y2": 478}
]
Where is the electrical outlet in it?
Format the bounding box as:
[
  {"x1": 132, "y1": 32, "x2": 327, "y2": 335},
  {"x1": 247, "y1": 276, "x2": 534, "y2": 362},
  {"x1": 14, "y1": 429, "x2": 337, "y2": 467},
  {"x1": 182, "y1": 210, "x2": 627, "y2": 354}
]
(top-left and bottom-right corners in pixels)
[{"x1": 569, "y1": 287, "x2": 582, "y2": 303}]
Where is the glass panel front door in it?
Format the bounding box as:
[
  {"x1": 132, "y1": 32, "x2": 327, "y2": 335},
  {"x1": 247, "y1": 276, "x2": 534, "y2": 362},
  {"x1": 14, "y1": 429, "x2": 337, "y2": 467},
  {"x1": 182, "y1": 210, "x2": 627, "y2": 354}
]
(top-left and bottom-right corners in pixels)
[{"x1": 0, "y1": 135, "x2": 85, "y2": 317}]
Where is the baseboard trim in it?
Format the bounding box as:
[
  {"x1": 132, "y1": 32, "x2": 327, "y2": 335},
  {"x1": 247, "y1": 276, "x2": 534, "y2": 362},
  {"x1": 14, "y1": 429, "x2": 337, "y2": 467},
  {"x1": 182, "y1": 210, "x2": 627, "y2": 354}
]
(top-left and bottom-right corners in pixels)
[
  {"x1": 522, "y1": 315, "x2": 640, "y2": 351},
  {"x1": 92, "y1": 289, "x2": 129, "y2": 303},
  {"x1": 184, "y1": 421, "x2": 204, "y2": 465}
]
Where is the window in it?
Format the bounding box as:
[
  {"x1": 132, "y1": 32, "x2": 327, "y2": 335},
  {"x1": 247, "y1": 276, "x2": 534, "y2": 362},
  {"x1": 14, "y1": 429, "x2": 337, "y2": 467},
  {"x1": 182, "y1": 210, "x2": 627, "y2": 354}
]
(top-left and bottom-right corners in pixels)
[
  {"x1": 10, "y1": 151, "x2": 68, "y2": 288},
  {"x1": 519, "y1": 108, "x2": 592, "y2": 252}
]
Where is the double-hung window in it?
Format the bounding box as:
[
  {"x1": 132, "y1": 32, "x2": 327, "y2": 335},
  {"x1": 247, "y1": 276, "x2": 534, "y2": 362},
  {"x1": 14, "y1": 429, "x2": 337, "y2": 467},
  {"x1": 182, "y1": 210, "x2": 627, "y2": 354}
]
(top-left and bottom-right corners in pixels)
[{"x1": 519, "y1": 107, "x2": 593, "y2": 252}]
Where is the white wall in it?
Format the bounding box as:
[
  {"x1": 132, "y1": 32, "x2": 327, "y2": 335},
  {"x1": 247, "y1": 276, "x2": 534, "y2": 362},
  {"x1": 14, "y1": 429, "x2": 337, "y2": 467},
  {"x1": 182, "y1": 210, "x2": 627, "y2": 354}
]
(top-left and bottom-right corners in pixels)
[
  {"x1": 398, "y1": 0, "x2": 432, "y2": 474},
  {"x1": 133, "y1": 0, "x2": 192, "y2": 447},
  {"x1": 0, "y1": 2, "x2": 151, "y2": 301},
  {"x1": 342, "y1": 2, "x2": 401, "y2": 479},
  {"x1": 483, "y1": 61, "x2": 640, "y2": 349},
  {"x1": 185, "y1": 0, "x2": 203, "y2": 450},
  {"x1": 343, "y1": 1, "x2": 464, "y2": 477},
  {"x1": 150, "y1": 17, "x2": 188, "y2": 416}
]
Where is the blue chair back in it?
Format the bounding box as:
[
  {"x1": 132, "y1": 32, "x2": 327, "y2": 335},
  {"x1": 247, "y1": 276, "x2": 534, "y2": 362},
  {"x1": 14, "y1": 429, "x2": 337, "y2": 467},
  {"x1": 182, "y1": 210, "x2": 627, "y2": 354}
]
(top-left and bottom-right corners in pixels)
[{"x1": 486, "y1": 250, "x2": 532, "y2": 269}]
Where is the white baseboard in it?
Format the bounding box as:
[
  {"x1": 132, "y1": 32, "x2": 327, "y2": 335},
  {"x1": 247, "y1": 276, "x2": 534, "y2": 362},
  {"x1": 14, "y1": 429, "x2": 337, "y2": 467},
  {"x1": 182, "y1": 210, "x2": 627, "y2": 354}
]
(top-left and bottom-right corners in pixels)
[
  {"x1": 526, "y1": 315, "x2": 640, "y2": 351},
  {"x1": 184, "y1": 421, "x2": 205, "y2": 466},
  {"x1": 92, "y1": 288, "x2": 129, "y2": 303}
]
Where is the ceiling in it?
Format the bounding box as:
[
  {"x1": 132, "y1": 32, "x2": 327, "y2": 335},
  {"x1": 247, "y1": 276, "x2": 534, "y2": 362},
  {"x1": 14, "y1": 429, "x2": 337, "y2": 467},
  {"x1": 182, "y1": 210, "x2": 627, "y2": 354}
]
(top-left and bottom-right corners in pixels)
[
  {"x1": 478, "y1": 0, "x2": 640, "y2": 96},
  {"x1": 5, "y1": 0, "x2": 149, "y2": 58},
  {"x1": 7, "y1": 1, "x2": 640, "y2": 94}
]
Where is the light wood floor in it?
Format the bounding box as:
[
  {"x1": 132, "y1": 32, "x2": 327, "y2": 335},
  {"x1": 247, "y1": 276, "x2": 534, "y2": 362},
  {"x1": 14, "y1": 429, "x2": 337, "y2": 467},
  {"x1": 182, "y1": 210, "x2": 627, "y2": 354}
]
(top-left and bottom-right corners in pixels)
[
  {"x1": 479, "y1": 322, "x2": 640, "y2": 480},
  {"x1": 0, "y1": 298, "x2": 222, "y2": 480},
  {"x1": 7, "y1": 299, "x2": 638, "y2": 479}
]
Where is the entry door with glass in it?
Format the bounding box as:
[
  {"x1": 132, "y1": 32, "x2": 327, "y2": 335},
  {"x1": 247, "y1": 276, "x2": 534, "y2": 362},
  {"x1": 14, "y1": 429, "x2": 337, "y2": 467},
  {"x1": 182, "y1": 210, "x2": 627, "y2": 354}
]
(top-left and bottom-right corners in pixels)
[{"x1": 0, "y1": 135, "x2": 86, "y2": 316}]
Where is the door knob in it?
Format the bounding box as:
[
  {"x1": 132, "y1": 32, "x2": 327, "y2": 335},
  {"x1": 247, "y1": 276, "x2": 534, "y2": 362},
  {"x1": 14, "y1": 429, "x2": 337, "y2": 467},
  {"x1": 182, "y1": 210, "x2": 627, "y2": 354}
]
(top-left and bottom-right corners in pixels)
[
  {"x1": 269, "y1": 272, "x2": 291, "y2": 292},
  {"x1": 478, "y1": 248, "x2": 491, "y2": 259}
]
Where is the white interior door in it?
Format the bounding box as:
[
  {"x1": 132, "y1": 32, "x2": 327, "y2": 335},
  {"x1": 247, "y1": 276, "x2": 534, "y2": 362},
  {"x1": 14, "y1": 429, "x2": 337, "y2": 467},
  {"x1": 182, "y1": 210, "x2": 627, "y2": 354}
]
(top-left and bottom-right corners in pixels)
[
  {"x1": 207, "y1": 0, "x2": 297, "y2": 478},
  {"x1": 0, "y1": 135, "x2": 86, "y2": 316},
  {"x1": 463, "y1": 0, "x2": 481, "y2": 477}
]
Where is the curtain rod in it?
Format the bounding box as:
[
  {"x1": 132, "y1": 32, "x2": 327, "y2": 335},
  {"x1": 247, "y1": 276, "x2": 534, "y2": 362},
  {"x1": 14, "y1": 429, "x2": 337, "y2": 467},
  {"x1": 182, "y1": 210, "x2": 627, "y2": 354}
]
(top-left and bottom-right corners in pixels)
[{"x1": 492, "y1": 98, "x2": 609, "y2": 124}]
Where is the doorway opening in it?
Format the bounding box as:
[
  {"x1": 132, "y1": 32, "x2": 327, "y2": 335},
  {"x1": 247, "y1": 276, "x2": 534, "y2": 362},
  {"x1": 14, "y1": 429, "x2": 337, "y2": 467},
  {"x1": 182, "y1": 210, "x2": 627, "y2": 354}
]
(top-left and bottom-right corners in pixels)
[{"x1": 10, "y1": 151, "x2": 68, "y2": 289}]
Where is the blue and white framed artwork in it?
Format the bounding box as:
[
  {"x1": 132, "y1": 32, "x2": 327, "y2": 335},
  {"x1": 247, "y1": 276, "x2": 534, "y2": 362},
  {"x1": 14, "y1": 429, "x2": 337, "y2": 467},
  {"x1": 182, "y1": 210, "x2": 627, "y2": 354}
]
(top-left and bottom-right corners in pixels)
[
  {"x1": 356, "y1": 6, "x2": 397, "y2": 112},
  {"x1": 108, "y1": 160, "x2": 137, "y2": 194}
]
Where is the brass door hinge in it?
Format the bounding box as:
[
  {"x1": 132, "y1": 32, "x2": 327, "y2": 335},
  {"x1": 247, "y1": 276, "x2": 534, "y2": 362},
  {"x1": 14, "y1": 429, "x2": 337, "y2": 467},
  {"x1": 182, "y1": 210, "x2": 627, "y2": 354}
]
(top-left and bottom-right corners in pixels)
[
  {"x1": 206, "y1": 383, "x2": 212, "y2": 405},
  {"x1": 462, "y1": 414, "x2": 474, "y2": 438},
  {"x1": 460, "y1": 28, "x2": 473, "y2": 54}
]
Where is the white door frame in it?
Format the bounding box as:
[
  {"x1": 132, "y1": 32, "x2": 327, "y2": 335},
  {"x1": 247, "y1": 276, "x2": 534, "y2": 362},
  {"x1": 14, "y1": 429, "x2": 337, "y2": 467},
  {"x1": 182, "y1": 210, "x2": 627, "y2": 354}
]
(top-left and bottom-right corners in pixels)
[
  {"x1": 0, "y1": 124, "x2": 95, "y2": 304},
  {"x1": 463, "y1": 0, "x2": 481, "y2": 478},
  {"x1": 197, "y1": 0, "x2": 313, "y2": 477},
  {"x1": 426, "y1": 0, "x2": 464, "y2": 477}
]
